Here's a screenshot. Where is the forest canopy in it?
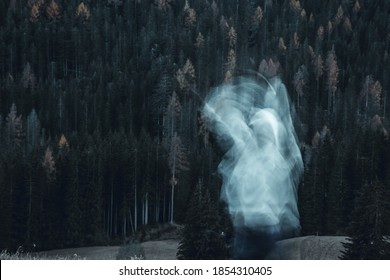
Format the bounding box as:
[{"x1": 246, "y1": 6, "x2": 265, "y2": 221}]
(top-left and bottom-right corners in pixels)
[{"x1": 0, "y1": 0, "x2": 389, "y2": 256}]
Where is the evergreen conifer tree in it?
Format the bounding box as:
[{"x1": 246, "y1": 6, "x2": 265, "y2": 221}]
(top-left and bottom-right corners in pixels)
[
  {"x1": 341, "y1": 179, "x2": 390, "y2": 260},
  {"x1": 177, "y1": 181, "x2": 227, "y2": 259}
]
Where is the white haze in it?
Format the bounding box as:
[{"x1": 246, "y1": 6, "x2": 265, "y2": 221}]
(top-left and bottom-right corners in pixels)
[{"x1": 203, "y1": 76, "x2": 303, "y2": 238}]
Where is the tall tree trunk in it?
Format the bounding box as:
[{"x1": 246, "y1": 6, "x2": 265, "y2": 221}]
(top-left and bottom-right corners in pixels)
[
  {"x1": 27, "y1": 178, "x2": 32, "y2": 241},
  {"x1": 155, "y1": 189, "x2": 160, "y2": 223},
  {"x1": 145, "y1": 193, "x2": 149, "y2": 225},
  {"x1": 129, "y1": 208, "x2": 134, "y2": 233},
  {"x1": 170, "y1": 183, "x2": 175, "y2": 224},
  {"x1": 134, "y1": 182, "x2": 137, "y2": 232},
  {"x1": 163, "y1": 187, "x2": 166, "y2": 222},
  {"x1": 134, "y1": 150, "x2": 138, "y2": 232},
  {"x1": 114, "y1": 205, "x2": 118, "y2": 237},
  {"x1": 170, "y1": 146, "x2": 176, "y2": 224},
  {"x1": 155, "y1": 140, "x2": 160, "y2": 223},
  {"x1": 383, "y1": 90, "x2": 387, "y2": 119},
  {"x1": 141, "y1": 199, "x2": 144, "y2": 225},
  {"x1": 110, "y1": 180, "x2": 113, "y2": 237},
  {"x1": 123, "y1": 215, "x2": 126, "y2": 238}
]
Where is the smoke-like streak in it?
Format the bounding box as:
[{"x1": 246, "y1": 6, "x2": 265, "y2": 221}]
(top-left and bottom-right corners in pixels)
[{"x1": 203, "y1": 76, "x2": 303, "y2": 258}]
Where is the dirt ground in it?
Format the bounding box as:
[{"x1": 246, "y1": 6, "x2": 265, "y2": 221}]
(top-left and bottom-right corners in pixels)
[
  {"x1": 36, "y1": 236, "x2": 347, "y2": 260},
  {"x1": 36, "y1": 240, "x2": 180, "y2": 260},
  {"x1": 37, "y1": 246, "x2": 121, "y2": 260},
  {"x1": 266, "y1": 236, "x2": 348, "y2": 260},
  {"x1": 140, "y1": 239, "x2": 179, "y2": 260}
]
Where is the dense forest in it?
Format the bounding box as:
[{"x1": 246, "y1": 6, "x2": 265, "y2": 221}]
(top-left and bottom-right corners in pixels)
[{"x1": 0, "y1": 0, "x2": 390, "y2": 258}]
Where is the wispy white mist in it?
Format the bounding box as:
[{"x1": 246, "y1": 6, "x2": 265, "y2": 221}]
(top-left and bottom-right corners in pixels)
[{"x1": 203, "y1": 76, "x2": 303, "y2": 239}]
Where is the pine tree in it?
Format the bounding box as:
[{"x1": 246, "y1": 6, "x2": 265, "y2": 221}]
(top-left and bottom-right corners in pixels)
[
  {"x1": 30, "y1": 2, "x2": 41, "y2": 23},
  {"x1": 313, "y1": 55, "x2": 323, "y2": 85},
  {"x1": 177, "y1": 181, "x2": 227, "y2": 259},
  {"x1": 156, "y1": 0, "x2": 173, "y2": 11},
  {"x1": 360, "y1": 75, "x2": 382, "y2": 120},
  {"x1": 333, "y1": 6, "x2": 344, "y2": 27},
  {"x1": 42, "y1": 147, "x2": 56, "y2": 181},
  {"x1": 0, "y1": 146, "x2": 11, "y2": 250},
  {"x1": 341, "y1": 180, "x2": 390, "y2": 259},
  {"x1": 46, "y1": 0, "x2": 61, "y2": 20},
  {"x1": 325, "y1": 46, "x2": 339, "y2": 115},
  {"x1": 168, "y1": 134, "x2": 188, "y2": 223},
  {"x1": 278, "y1": 37, "x2": 287, "y2": 52},
  {"x1": 300, "y1": 126, "x2": 334, "y2": 235},
  {"x1": 76, "y1": 2, "x2": 91, "y2": 22},
  {"x1": 176, "y1": 59, "x2": 195, "y2": 92},
  {"x1": 62, "y1": 149, "x2": 81, "y2": 247},
  {"x1": 21, "y1": 63, "x2": 36, "y2": 89},
  {"x1": 26, "y1": 109, "x2": 41, "y2": 151},
  {"x1": 293, "y1": 64, "x2": 308, "y2": 108},
  {"x1": 225, "y1": 49, "x2": 236, "y2": 81},
  {"x1": 252, "y1": 6, "x2": 263, "y2": 30},
  {"x1": 6, "y1": 103, "x2": 23, "y2": 150},
  {"x1": 184, "y1": 4, "x2": 196, "y2": 28},
  {"x1": 325, "y1": 144, "x2": 346, "y2": 234}
]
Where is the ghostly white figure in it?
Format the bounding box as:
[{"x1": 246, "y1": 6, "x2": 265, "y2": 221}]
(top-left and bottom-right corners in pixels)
[{"x1": 203, "y1": 76, "x2": 303, "y2": 258}]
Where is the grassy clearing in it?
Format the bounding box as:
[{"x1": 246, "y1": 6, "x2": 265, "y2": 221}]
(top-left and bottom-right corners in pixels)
[
  {"x1": 116, "y1": 241, "x2": 144, "y2": 260},
  {"x1": 1, "y1": 224, "x2": 180, "y2": 260},
  {"x1": 0, "y1": 250, "x2": 84, "y2": 260}
]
